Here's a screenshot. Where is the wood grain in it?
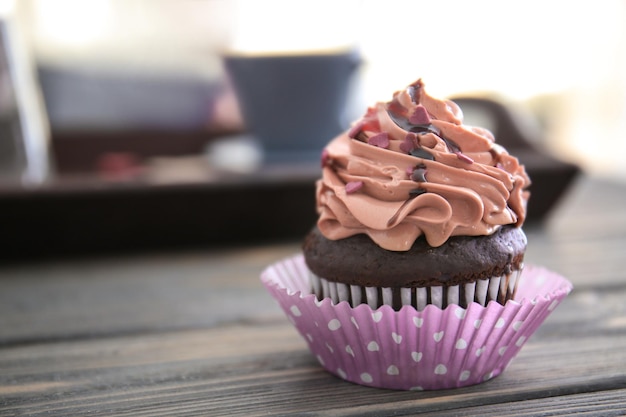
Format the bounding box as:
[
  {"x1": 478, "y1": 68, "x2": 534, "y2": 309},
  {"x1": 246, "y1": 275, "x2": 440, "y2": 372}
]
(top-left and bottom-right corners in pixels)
[
  {"x1": 1, "y1": 314, "x2": 625, "y2": 416},
  {"x1": 1, "y1": 175, "x2": 625, "y2": 416}
]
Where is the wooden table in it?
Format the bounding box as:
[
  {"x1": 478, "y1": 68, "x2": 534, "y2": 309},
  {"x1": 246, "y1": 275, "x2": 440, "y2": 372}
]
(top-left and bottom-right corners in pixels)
[{"x1": 1, "y1": 173, "x2": 625, "y2": 416}]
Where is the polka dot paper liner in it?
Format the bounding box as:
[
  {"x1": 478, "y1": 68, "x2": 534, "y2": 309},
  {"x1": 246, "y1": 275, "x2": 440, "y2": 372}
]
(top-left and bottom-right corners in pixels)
[{"x1": 261, "y1": 254, "x2": 573, "y2": 390}]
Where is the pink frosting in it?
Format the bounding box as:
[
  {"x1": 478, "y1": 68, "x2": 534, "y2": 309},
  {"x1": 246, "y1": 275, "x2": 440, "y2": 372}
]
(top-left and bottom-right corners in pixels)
[{"x1": 317, "y1": 79, "x2": 531, "y2": 251}]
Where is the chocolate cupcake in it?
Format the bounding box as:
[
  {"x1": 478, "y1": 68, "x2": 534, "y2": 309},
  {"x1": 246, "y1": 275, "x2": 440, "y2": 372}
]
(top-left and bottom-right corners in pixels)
[
  {"x1": 261, "y1": 78, "x2": 572, "y2": 390},
  {"x1": 304, "y1": 78, "x2": 530, "y2": 310}
]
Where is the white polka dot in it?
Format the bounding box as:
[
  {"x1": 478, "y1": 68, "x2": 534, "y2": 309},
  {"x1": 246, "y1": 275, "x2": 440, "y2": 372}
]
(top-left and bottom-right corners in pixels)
[
  {"x1": 413, "y1": 317, "x2": 424, "y2": 328},
  {"x1": 459, "y1": 370, "x2": 471, "y2": 381},
  {"x1": 392, "y1": 332, "x2": 402, "y2": 344},
  {"x1": 360, "y1": 373, "x2": 373, "y2": 383},
  {"x1": 548, "y1": 300, "x2": 559, "y2": 311},
  {"x1": 372, "y1": 311, "x2": 383, "y2": 322},
  {"x1": 476, "y1": 346, "x2": 485, "y2": 357},
  {"x1": 434, "y1": 364, "x2": 448, "y2": 375},
  {"x1": 290, "y1": 305, "x2": 301, "y2": 317},
  {"x1": 474, "y1": 319, "x2": 482, "y2": 329},
  {"x1": 337, "y1": 368, "x2": 347, "y2": 379},
  {"x1": 306, "y1": 333, "x2": 313, "y2": 342},
  {"x1": 328, "y1": 319, "x2": 341, "y2": 331},
  {"x1": 411, "y1": 352, "x2": 423, "y2": 362},
  {"x1": 387, "y1": 365, "x2": 400, "y2": 375},
  {"x1": 495, "y1": 318, "x2": 506, "y2": 328},
  {"x1": 455, "y1": 338, "x2": 468, "y2": 350},
  {"x1": 516, "y1": 336, "x2": 527, "y2": 347},
  {"x1": 367, "y1": 341, "x2": 380, "y2": 351},
  {"x1": 433, "y1": 331, "x2": 444, "y2": 342},
  {"x1": 326, "y1": 342, "x2": 334, "y2": 353},
  {"x1": 455, "y1": 308, "x2": 466, "y2": 319},
  {"x1": 483, "y1": 371, "x2": 495, "y2": 381},
  {"x1": 351, "y1": 316, "x2": 359, "y2": 329},
  {"x1": 512, "y1": 321, "x2": 523, "y2": 331},
  {"x1": 499, "y1": 346, "x2": 508, "y2": 356},
  {"x1": 317, "y1": 355, "x2": 325, "y2": 366},
  {"x1": 345, "y1": 345, "x2": 355, "y2": 357}
]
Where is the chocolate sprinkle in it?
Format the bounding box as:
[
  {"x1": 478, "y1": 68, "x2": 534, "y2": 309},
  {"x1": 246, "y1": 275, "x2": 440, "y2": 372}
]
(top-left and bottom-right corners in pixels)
[
  {"x1": 408, "y1": 106, "x2": 431, "y2": 125},
  {"x1": 411, "y1": 166, "x2": 428, "y2": 182},
  {"x1": 456, "y1": 152, "x2": 474, "y2": 164},
  {"x1": 345, "y1": 181, "x2": 364, "y2": 194},
  {"x1": 400, "y1": 132, "x2": 418, "y2": 154},
  {"x1": 368, "y1": 132, "x2": 390, "y2": 149}
]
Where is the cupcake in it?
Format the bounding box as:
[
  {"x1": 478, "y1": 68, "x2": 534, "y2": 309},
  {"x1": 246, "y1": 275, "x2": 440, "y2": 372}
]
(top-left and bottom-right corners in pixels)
[{"x1": 261, "y1": 78, "x2": 572, "y2": 390}]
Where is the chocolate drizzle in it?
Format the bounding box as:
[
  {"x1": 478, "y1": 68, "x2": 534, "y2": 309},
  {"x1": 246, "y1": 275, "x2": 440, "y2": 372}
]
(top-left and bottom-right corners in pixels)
[
  {"x1": 407, "y1": 79, "x2": 424, "y2": 104},
  {"x1": 388, "y1": 110, "x2": 442, "y2": 137},
  {"x1": 387, "y1": 186, "x2": 428, "y2": 227},
  {"x1": 355, "y1": 131, "x2": 369, "y2": 142},
  {"x1": 490, "y1": 148, "x2": 505, "y2": 168},
  {"x1": 407, "y1": 85, "x2": 418, "y2": 104},
  {"x1": 411, "y1": 124, "x2": 441, "y2": 136},
  {"x1": 409, "y1": 187, "x2": 427, "y2": 197},
  {"x1": 443, "y1": 137, "x2": 461, "y2": 154},
  {"x1": 409, "y1": 147, "x2": 435, "y2": 161}
]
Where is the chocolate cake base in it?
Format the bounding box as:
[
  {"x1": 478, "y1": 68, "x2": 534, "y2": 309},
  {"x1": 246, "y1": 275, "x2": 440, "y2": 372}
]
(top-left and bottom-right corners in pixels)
[
  {"x1": 303, "y1": 226, "x2": 527, "y2": 309},
  {"x1": 302, "y1": 226, "x2": 527, "y2": 288}
]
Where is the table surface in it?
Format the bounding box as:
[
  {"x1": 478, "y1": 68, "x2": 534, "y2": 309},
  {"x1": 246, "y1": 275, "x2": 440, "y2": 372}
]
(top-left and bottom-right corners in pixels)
[{"x1": 1, "y1": 173, "x2": 625, "y2": 416}]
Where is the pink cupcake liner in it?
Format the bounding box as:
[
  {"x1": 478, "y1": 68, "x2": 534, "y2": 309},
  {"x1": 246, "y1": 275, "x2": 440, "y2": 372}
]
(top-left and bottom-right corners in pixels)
[{"x1": 260, "y1": 254, "x2": 573, "y2": 390}]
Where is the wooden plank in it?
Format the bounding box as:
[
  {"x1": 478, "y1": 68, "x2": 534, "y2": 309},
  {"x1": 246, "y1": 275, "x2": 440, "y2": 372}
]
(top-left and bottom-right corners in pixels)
[
  {"x1": 367, "y1": 389, "x2": 626, "y2": 417},
  {"x1": 525, "y1": 233, "x2": 626, "y2": 289},
  {"x1": 2, "y1": 276, "x2": 625, "y2": 416},
  {"x1": 0, "y1": 317, "x2": 624, "y2": 417},
  {"x1": 529, "y1": 176, "x2": 626, "y2": 243},
  {"x1": 523, "y1": 177, "x2": 626, "y2": 288},
  {"x1": 0, "y1": 244, "x2": 297, "y2": 344}
]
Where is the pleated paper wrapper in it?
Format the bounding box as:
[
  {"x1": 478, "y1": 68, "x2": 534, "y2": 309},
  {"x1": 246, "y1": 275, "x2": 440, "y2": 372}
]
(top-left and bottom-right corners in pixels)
[{"x1": 260, "y1": 254, "x2": 573, "y2": 390}]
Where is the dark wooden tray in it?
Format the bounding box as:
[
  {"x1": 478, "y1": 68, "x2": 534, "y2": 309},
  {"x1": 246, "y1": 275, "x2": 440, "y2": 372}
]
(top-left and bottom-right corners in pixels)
[{"x1": 0, "y1": 96, "x2": 579, "y2": 261}]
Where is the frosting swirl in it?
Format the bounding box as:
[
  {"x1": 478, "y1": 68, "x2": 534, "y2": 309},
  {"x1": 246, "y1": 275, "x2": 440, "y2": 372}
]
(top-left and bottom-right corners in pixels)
[{"x1": 316, "y1": 79, "x2": 531, "y2": 251}]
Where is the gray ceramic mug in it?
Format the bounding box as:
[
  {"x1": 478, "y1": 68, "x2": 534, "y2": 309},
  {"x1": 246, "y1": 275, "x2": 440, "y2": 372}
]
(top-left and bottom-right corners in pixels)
[{"x1": 223, "y1": 49, "x2": 360, "y2": 164}]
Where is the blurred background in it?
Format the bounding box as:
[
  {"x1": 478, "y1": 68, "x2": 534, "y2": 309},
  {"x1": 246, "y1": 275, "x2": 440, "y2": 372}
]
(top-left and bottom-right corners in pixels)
[{"x1": 1, "y1": 0, "x2": 625, "y2": 259}]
